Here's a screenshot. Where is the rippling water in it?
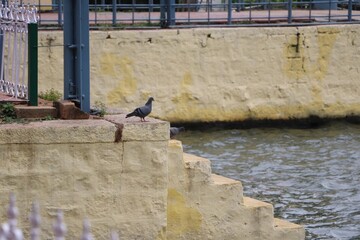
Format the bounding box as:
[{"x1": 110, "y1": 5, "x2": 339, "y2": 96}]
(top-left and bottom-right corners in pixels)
[{"x1": 176, "y1": 121, "x2": 360, "y2": 240}]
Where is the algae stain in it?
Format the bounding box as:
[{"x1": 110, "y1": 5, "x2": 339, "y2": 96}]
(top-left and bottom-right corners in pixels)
[
  {"x1": 156, "y1": 226, "x2": 167, "y2": 240},
  {"x1": 313, "y1": 27, "x2": 339, "y2": 80},
  {"x1": 283, "y1": 34, "x2": 307, "y2": 80},
  {"x1": 166, "y1": 72, "x2": 250, "y2": 122},
  {"x1": 309, "y1": 28, "x2": 339, "y2": 109},
  {"x1": 311, "y1": 84, "x2": 323, "y2": 108},
  {"x1": 182, "y1": 72, "x2": 193, "y2": 87},
  {"x1": 168, "y1": 72, "x2": 210, "y2": 121},
  {"x1": 170, "y1": 72, "x2": 196, "y2": 112},
  {"x1": 99, "y1": 53, "x2": 121, "y2": 77},
  {"x1": 106, "y1": 56, "x2": 138, "y2": 105},
  {"x1": 167, "y1": 188, "x2": 202, "y2": 238},
  {"x1": 282, "y1": 29, "x2": 339, "y2": 112},
  {"x1": 283, "y1": 28, "x2": 338, "y2": 81}
]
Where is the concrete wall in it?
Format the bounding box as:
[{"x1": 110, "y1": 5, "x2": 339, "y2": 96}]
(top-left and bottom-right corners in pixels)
[
  {"x1": 0, "y1": 118, "x2": 305, "y2": 239},
  {"x1": 0, "y1": 117, "x2": 169, "y2": 239},
  {"x1": 38, "y1": 25, "x2": 360, "y2": 122}
]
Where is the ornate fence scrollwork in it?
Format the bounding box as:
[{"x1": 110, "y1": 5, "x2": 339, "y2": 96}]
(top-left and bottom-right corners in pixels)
[{"x1": 0, "y1": 0, "x2": 38, "y2": 99}]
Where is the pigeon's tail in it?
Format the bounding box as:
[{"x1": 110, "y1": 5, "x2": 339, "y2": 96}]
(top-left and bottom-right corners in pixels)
[{"x1": 126, "y1": 112, "x2": 136, "y2": 118}]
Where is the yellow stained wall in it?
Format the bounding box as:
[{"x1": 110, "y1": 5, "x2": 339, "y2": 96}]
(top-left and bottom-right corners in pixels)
[{"x1": 38, "y1": 25, "x2": 360, "y2": 122}]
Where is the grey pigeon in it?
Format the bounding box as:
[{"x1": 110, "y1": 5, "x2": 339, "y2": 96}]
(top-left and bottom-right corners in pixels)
[
  {"x1": 126, "y1": 97, "x2": 154, "y2": 122},
  {"x1": 170, "y1": 127, "x2": 185, "y2": 139}
]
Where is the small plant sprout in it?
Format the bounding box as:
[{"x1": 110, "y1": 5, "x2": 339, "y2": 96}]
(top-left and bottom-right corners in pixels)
[
  {"x1": 92, "y1": 101, "x2": 107, "y2": 117},
  {"x1": 39, "y1": 88, "x2": 62, "y2": 102}
]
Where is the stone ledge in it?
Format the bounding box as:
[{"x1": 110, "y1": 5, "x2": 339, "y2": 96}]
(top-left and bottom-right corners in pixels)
[
  {"x1": 211, "y1": 173, "x2": 241, "y2": 186},
  {"x1": 183, "y1": 153, "x2": 212, "y2": 183},
  {"x1": 14, "y1": 105, "x2": 57, "y2": 119},
  {"x1": 104, "y1": 114, "x2": 170, "y2": 141},
  {"x1": 0, "y1": 119, "x2": 117, "y2": 144},
  {"x1": 243, "y1": 197, "x2": 273, "y2": 209},
  {"x1": 274, "y1": 218, "x2": 303, "y2": 229},
  {"x1": 274, "y1": 218, "x2": 306, "y2": 239}
]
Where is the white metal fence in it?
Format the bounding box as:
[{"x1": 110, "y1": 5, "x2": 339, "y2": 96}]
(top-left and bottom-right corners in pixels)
[
  {"x1": 0, "y1": 0, "x2": 38, "y2": 99},
  {"x1": 0, "y1": 193, "x2": 120, "y2": 240}
]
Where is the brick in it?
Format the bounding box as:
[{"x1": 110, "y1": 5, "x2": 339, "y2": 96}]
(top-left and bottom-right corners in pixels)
[
  {"x1": 53, "y1": 100, "x2": 90, "y2": 119},
  {"x1": 14, "y1": 105, "x2": 57, "y2": 119}
]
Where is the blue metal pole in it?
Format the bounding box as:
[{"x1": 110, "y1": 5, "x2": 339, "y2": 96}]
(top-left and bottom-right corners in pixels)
[
  {"x1": 58, "y1": 0, "x2": 63, "y2": 26},
  {"x1": 112, "y1": 0, "x2": 117, "y2": 25},
  {"x1": 227, "y1": 0, "x2": 232, "y2": 25},
  {"x1": 149, "y1": 0, "x2": 153, "y2": 13},
  {"x1": 63, "y1": 0, "x2": 74, "y2": 101},
  {"x1": 160, "y1": 0, "x2": 166, "y2": 27},
  {"x1": 77, "y1": 0, "x2": 90, "y2": 113},
  {"x1": 167, "y1": 0, "x2": 175, "y2": 26},
  {"x1": 63, "y1": 0, "x2": 90, "y2": 113},
  {"x1": 348, "y1": 0, "x2": 353, "y2": 21},
  {"x1": 288, "y1": 0, "x2": 293, "y2": 23}
]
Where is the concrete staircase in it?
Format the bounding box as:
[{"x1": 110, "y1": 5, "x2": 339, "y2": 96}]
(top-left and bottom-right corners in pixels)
[{"x1": 167, "y1": 140, "x2": 305, "y2": 240}]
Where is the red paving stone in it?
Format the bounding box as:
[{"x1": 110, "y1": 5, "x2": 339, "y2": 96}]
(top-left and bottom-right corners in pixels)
[{"x1": 0, "y1": 92, "x2": 27, "y2": 105}]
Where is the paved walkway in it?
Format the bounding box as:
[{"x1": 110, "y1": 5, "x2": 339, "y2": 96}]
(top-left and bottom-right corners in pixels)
[
  {"x1": 38, "y1": 9, "x2": 360, "y2": 26},
  {"x1": 0, "y1": 92, "x2": 27, "y2": 104}
]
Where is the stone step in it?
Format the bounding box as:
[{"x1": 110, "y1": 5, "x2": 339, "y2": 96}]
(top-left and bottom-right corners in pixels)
[
  {"x1": 273, "y1": 218, "x2": 306, "y2": 239},
  {"x1": 243, "y1": 196, "x2": 275, "y2": 231},
  {"x1": 211, "y1": 173, "x2": 244, "y2": 204},
  {"x1": 167, "y1": 140, "x2": 305, "y2": 239},
  {"x1": 243, "y1": 196, "x2": 274, "y2": 211},
  {"x1": 183, "y1": 153, "x2": 212, "y2": 183},
  {"x1": 212, "y1": 173, "x2": 241, "y2": 185},
  {"x1": 243, "y1": 197, "x2": 305, "y2": 239}
]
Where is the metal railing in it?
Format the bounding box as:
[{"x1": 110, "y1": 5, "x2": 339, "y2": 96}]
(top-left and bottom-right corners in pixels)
[
  {"x1": 36, "y1": 0, "x2": 360, "y2": 29},
  {"x1": 0, "y1": 1, "x2": 38, "y2": 99},
  {"x1": 0, "y1": 193, "x2": 120, "y2": 240}
]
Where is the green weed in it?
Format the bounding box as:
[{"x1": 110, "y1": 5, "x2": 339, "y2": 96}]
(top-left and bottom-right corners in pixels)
[
  {"x1": 0, "y1": 103, "x2": 17, "y2": 123},
  {"x1": 39, "y1": 88, "x2": 62, "y2": 102},
  {"x1": 92, "y1": 101, "x2": 107, "y2": 117}
]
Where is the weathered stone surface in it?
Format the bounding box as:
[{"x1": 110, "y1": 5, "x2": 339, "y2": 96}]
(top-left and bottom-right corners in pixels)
[
  {"x1": 105, "y1": 114, "x2": 170, "y2": 141},
  {"x1": 274, "y1": 218, "x2": 305, "y2": 240},
  {"x1": 0, "y1": 119, "x2": 168, "y2": 240},
  {"x1": 38, "y1": 25, "x2": 360, "y2": 122},
  {"x1": 0, "y1": 119, "x2": 116, "y2": 144}
]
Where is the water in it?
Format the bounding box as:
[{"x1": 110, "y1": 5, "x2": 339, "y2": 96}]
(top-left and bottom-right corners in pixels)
[{"x1": 176, "y1": 121, "x2": 360, "y2": 240}]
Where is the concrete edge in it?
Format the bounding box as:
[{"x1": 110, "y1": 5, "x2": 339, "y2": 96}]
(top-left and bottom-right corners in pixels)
[
  {"x1": 105, "y1": 114, "x2": 170, "y2": 141},
  {"x1": 0, "y1": 119, "x2": 117, "y2": 144}
]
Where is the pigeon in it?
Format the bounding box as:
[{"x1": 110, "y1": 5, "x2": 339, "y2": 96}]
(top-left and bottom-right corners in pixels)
[
  {"x1": 170, "y1": 127, "x2": 185, "y2": 139},
  {"x1": 126, "y1": 97, "x2": 154, "y2": 122}
]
